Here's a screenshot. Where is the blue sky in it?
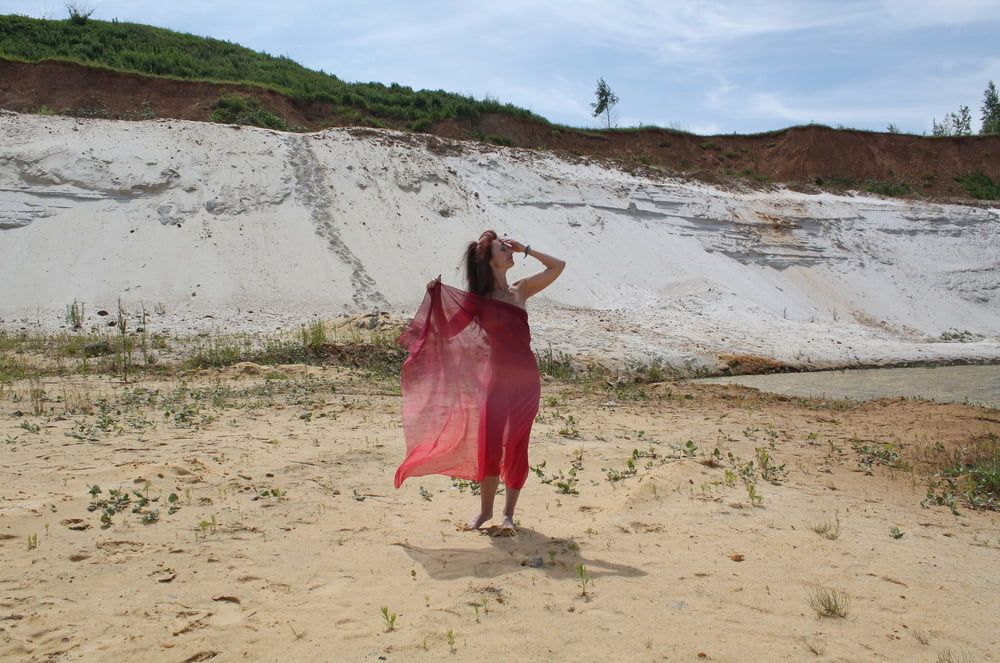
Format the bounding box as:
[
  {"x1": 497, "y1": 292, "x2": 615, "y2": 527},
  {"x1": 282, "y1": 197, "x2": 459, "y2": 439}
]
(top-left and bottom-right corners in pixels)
[{"x1": 4, "y1": 0, "x2": 999, "y2": 134}]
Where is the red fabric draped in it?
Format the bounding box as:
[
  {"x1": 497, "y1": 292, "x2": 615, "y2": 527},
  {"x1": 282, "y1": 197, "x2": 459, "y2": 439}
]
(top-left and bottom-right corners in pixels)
[{"x1": 394, "y1": 281, "x2": 541, "y2": 490}]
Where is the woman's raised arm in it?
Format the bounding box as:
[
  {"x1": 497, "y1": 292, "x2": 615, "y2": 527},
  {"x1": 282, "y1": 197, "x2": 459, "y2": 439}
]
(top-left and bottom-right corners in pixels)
[{"x1": 504, "y1": 242, "x2": 565, "y2": 299}]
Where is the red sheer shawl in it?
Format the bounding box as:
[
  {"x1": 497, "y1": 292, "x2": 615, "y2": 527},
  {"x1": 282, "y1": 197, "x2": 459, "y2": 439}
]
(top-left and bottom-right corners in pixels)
[{"x1": 393, "y1": 281, "x2": 531, "y2": 488}]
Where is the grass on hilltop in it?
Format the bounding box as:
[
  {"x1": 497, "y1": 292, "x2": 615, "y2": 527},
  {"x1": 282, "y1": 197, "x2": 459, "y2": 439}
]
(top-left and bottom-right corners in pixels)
[{"x1": 0, "y1": 14, "x2": 544, "y2": 130}]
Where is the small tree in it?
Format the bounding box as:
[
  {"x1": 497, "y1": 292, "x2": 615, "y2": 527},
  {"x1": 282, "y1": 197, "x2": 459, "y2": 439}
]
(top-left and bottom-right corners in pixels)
[
  {"x1": 932, "y1": 105, "x2": 973, "y2": 136},
  {"x1": 591, "y1": 77, "x2": 619, "y2": 130},
  {"x1": 65, "y1": 1, "x2": 95, "y2": 24},
  {"x1": 953, "y1": 105, "x2": 973, "y2": 135},
  {"x1": 981, "y1": 80, "x2": 1000, "y2": 135},
  {"x1": 886, "y1": 123, "x2": 901, "y2": 134},
  {"x1": 931, "y1": 116, "x2": 951, "y2": 136}
]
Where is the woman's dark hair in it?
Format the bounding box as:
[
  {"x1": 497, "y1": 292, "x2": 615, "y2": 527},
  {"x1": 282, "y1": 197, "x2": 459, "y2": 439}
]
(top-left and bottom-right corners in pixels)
[{"x1": 463, "y1": 229, "x2": 498, "y2": 296}]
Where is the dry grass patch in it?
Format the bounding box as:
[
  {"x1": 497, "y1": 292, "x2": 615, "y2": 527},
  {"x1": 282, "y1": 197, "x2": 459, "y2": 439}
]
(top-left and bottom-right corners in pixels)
[{"x1": 806, "y1": 585, "x2": 851, "y2": 618}]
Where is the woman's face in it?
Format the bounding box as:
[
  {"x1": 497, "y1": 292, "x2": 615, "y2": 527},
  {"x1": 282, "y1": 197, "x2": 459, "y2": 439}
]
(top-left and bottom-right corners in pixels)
[{"x1": 490, "y1": 237, "x2": 514, "y2": 269}]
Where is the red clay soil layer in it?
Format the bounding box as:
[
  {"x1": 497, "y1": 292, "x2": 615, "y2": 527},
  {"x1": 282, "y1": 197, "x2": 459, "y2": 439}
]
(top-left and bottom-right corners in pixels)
[{"x1": 2, "y1": 58, "x2": 998, "y2": 201}]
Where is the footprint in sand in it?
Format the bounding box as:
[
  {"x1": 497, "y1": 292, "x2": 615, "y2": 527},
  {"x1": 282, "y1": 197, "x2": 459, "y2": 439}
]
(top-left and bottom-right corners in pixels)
[
  {"x1": 208, "y1": 597, "x2": 243, "y2": 626},
  {"x1": 60, "y1": 518, "x2": 90, "y2": 531},
  {"x1": 151, "y1": 567, "x2": 177, "y2": 583}
]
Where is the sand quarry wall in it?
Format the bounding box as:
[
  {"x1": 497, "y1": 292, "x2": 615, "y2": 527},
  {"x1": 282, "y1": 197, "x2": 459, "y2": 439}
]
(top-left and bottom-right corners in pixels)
[{"x1": 1, "y1": 110, "x2": 999, "y2": 368}]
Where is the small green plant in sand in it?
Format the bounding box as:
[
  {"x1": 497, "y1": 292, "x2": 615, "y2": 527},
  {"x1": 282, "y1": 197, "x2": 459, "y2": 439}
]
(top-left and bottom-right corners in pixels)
[
  {"x1": 889, "y1": 526, "x2": 904, "y2": 539},
  {"x1": 555, "y1": 472, "x2": 579, "y2": 495},
  {"x1": 811, "y1": 512, "x2": 841, "y2": 540},
  {"x1": 575, "y1": 563, "x2": 593, "y2": 597},
  {"x1": 543, "y1": 395, "x2": 564, "y2": 408},
  {"x1": 554, "y1": 449, "x2": 584, "y2": 494},
  {"x1": 755, "y1": 447, "x2": 788, "y2": 484},
  {"x1": 419, "y1": 486, "x2": 433, "y2": 501},
  {"x1": 472, "y1": 596, "x2": 490, "y2": 624},
  {"x1": 923, "y1": 433, "x2": 999, "y2": 512},
  {"x1": 380, "y1": 605, "x2": 397, "y2": 632},
  {"x1": 27, "y1": 533, "x2": 38, "y2": 550},
  {"x1": 722, "y1": 450, "x2": 765, "y2": 505},
  {"x1": 680, "y1": 440, "x2": 698, "y2": 457},
  {"x1": 922, "y1": 478, "x2": 962, "y2": 515},
  {"x1": 301, "y1": 320, "x2": 327, "y2": 351},
  {"x1": 197, "y1": 514, "x2": 218, "y2": 538},
  {"x1": 603, "y1": 456, "x2": 637, "y2": 483},
  {"x1": 852, "y1": 438, "x2": 905, "y2": 474},
  {"x1": 450, "y1": 479, "x2": 495, "y2": 495},
  {"x1": 18, "y1": 421, "x2": 40, "y2": 434},
  {"x1": 256, "y1": 486, "x2": 287, "y2": 501},
  {"x1": 66, "y1": 299, "x2": 85, "y2": 330},
  {"x1": 536, "y1": 342, "x2": 575, "y2": 380},
  {"x1": 446, "y1": 628, "x2": 457, "y2": 654},
  {"x1": 604, "y1": 447, "x2": 656, "y2": 483},
  {"x1": 558, "y1": 414, "x2": 581, "y2": 438},
  {"x1": 87, "y1": 484, "x2": 159, "y2": 527},
  {"x1": 746, "y1": 483, "x2": 764, "y2": 507},
  {"x1": 115, "y1": 298, "x2": 135, "y2": 383},
  {"x1": 700, "y1": 446, "x2": 725, "y2": 468},
  {"x1": 536, "y1": 451, "x2": 582, "y2": 494},
  {"x1": 807, "y1": 585, "x2": 851, "y2": 618}
]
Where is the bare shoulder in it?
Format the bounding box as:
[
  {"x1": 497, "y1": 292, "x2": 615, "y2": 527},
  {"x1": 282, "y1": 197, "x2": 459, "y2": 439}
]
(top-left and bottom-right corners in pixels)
[{"x1": 511, "y1": 278, "x2": 530, "y2": 300}]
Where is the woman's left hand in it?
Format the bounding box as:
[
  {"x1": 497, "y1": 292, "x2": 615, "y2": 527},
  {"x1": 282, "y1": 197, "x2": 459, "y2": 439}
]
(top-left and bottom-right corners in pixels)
[{"x1": 502, "y1": 238, "x2": 526, "y2": 253}]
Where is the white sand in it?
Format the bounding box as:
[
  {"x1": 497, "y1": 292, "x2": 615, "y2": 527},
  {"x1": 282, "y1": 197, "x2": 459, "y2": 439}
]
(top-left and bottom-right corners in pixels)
[{"x1": 1, "y1": 110, "x2": 998, "y2": 370}]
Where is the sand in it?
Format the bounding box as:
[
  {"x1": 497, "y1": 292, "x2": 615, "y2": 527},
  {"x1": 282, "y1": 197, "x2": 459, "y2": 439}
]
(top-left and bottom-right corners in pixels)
[{"x1": 1, "y1": 367, "x2": 998, "y2": 661}]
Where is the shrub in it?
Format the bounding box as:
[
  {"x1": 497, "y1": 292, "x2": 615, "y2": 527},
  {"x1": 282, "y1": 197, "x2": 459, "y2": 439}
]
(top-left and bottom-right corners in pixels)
[
  {"x1": 863, "y1": 179, "x2": 911, "y2": 197},
  {"x1": 208, "y1": 94, "x2": 292, "y2": 131},
  {"x1": 955, "y1": 172, "x2": 1000, "y2": 200}
]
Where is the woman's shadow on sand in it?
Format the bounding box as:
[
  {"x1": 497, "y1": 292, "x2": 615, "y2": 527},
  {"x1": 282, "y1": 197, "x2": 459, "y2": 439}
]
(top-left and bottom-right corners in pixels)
[{"x1": 392, "y1": 526, "x2": 645, "y2": 581}]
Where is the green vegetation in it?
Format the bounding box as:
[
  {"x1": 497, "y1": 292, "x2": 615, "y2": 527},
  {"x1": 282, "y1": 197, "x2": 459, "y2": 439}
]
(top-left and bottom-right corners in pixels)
[
  {"x1": 954, "y1": 172, "x2": 1000, "y2": 200},
  {"x1": 468, "y1": 130, "x2": 513, "y2": 146},
  {"x1": 590, "y1": 77, "x2": 619, "y2": 129},
  {"x1": 852, "y1": 438, "x2": 906, "y2": 474},
  {"x1": 925, "y1": 433, "x2": 999, "y2": 512},
  {"x1": 932, "y1": 79, "x2": 1000, "y2": 135},
  {"x1": 379, "y1": 606, "x2": 397, "y2": 632},
  {"x1": 209, "y1": 93, "x2": 300, "y2": 131},
  {"x1": 807, "y1": 585, "x2": 851, "y2": 618},
  {"x1": 863, "y1": 179, "x2": 911, "y2": 197},
  {"x1": 536, "y1": 342, "x2": 576, "y2": 380},
  {"x1": 0, "y1": 14, "x2": 543, "y2": 127}
]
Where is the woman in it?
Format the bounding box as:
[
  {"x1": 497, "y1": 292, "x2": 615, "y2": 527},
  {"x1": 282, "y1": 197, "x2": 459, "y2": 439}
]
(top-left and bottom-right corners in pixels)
[{"x1": 394, "y1": 230, "x2": 566, "y2": 533}]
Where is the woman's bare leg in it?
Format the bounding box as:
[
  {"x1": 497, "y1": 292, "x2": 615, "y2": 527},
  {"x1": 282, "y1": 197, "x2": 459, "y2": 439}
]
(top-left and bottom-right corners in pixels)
[
  {"x1": 500, "y1": 486, "x2": 520, "y2": 529},
  {"x1": 466, "y1": 475, "x2": 499, "y2": 529}
]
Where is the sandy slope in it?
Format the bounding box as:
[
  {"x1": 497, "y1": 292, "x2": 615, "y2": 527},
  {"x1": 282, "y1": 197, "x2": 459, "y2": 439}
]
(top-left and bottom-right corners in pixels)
[
  {"x1": 1, "y1": 110, "x2": 999, "y2": 371},
  {"x1": 0, "y1": 368, "x2": 998, "y2": 661}
]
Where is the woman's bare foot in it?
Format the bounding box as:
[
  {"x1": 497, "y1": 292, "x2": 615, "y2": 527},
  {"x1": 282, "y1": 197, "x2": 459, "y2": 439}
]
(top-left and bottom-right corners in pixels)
[
  {"x1": 465, "y1": 511, "x2": 493, "y2": 530},
  {"x1": 499, "y1": 515, "x2": 516, "y2": 532}
]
